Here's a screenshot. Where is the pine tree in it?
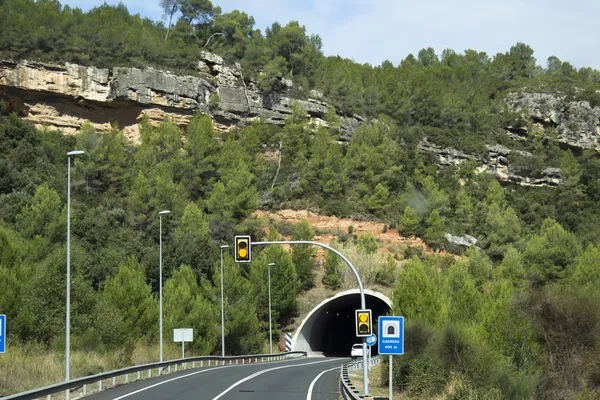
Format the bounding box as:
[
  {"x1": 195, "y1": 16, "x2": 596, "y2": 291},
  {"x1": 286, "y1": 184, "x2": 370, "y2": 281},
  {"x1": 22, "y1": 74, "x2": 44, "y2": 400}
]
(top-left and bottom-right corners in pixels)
[
  {"x1": 292, "y1": 220, "x2": 316, "y2": 291},
  {"x1": 164, "y1": 265, "x2": 219, "y2": 355},
  {"x1": 399, "y1": 205, "x2": 421, "y2": 237},
  {"x1": 322, "y1": 241, "x2": 341, "y2": 290},
  {"x1": 454, "y1": 186, "x2": 474, "y2": 234},
  {"x1": 424, "y1": 209, "x2": 446, "y2": 250}
]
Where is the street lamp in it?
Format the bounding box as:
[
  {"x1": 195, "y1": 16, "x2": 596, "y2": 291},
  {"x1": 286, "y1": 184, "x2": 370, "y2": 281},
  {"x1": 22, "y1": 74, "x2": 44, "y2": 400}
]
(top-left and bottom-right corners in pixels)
[
  {"x1": 66, "y1": 150, "x2": 84, "y2": 400},
  {"x1": 267, "y1": 262, "x2": 275, "y2": 354},
  {"x1": 158, "y1": 210, "x2": 171, "y2": 368},
  {"x1": 220, "y1": 245, "x2": 229, "y2": 358}
]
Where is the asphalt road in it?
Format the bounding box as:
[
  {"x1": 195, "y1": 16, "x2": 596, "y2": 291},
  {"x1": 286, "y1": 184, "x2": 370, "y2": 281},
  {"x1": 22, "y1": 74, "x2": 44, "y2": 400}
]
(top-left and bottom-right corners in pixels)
[{"x1": 85, "y1": 357, "x2": 344, "y2": 400}]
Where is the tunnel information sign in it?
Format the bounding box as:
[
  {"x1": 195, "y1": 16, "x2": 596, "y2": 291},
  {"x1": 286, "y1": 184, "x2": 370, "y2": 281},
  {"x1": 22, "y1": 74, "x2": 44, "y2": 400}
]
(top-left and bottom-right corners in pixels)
[{"x1": 378, "y1": 316, "x2": 404, "y2": 355}]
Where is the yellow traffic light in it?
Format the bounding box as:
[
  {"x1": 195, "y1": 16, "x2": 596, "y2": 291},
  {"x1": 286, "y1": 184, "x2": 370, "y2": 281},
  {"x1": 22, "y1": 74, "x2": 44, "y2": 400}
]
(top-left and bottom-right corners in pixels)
[
  {"x1": 355, "y1": 309, "x2": 372, "y2": 337},
  {"x1": 235, "y1": 235, "x2": 251, "y2": 262}
]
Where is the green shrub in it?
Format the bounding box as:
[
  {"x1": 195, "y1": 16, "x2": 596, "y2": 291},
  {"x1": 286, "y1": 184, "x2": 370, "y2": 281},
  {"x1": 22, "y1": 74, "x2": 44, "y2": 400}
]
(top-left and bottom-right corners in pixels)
[
  {"x1": 208, "y1": 92, "x2": 220, "y2": 111},
  {"x1": 375, "y1": 255, "x2": 396, "y2": 286},
  {"x1": 404, "y1": 245, "x2": 425, "y2": 260},
  {"x1": 357, "y1": 232, "x2": 378, "y2": 254}
]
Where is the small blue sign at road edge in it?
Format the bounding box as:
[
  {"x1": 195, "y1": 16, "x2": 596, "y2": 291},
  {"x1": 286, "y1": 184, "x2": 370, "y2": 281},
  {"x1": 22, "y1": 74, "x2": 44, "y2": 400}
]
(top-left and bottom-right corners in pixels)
[
  {"x1": 378, "y1": 316, "x2": 404, "y2": 355},
  {"x1": 366, "y1": 333, "x2": 377, "y2": 346},
  {"x1": 0, "y1": 314, "x2": 6, "y2": 353}
]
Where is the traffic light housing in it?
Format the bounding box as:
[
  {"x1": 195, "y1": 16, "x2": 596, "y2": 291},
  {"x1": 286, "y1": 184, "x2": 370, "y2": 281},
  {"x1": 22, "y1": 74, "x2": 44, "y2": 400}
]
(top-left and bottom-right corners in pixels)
[
  {"x1": 355, "y1": 309, "x2": 372, "y2": 337},
  {"x1": 235, "y1": 235, "x2": 251, "y2": 262}
]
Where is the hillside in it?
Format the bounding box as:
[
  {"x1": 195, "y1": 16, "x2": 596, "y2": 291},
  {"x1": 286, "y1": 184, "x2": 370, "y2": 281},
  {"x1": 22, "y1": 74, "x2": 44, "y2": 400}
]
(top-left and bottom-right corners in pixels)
[{"x1": 1, "y1": 0, "x2": 600, "y2": 398}]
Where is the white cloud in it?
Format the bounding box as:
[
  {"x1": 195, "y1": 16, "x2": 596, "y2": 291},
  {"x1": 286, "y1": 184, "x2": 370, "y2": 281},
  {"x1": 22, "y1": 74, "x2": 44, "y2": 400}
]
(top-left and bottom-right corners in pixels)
[{"x1": 61, "y1": 0, "x2": 600, "y2": 69}]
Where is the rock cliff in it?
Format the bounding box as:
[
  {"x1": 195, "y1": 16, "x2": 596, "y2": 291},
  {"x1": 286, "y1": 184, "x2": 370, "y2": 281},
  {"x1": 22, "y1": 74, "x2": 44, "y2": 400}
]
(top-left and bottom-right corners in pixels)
[
  {"x1": 0, "y1": 55, "x2": 596, "y2": 189},
  {"x1": 0, "y1": 52, "x2": 363, "y2": 142},
  {"x1": 418, "y1": 140, "x2": 563, "y2": 187},
  {"x1": 505, "y1": 92, "x2": 600, "y2": 151}
]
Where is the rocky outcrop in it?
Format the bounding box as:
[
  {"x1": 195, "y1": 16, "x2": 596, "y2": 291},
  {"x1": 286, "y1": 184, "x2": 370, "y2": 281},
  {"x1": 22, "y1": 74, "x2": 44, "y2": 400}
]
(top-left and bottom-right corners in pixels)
[
  {"x1": 0, "y1": 54, "x2": 364, "y2": 142},
  {"x1": 419, "y1": 140, "x2": 563, "y2": 187},
  {"x1": 445, "y1": 233, "x2": 478, "y2": 248},
  {"x1": 418, "y1": 140, "x2": 483, "y2": 165},
  {"x1": 505, "y1": 92, "x2": 600, "y2": 151}
]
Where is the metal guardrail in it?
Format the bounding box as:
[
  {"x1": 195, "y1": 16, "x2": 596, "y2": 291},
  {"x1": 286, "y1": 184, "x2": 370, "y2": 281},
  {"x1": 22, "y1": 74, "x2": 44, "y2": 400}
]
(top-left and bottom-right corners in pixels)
[
  {"x1": 340, "y1": 356, "x2": 381, "y2": 399},
  {"x1": 1, "y1": 351, "x2": 307, "y2": 400}
]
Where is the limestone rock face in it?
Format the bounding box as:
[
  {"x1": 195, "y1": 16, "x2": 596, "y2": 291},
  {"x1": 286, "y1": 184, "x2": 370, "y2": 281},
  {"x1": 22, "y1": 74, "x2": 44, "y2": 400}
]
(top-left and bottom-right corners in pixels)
[
  {"x1": 0, "y1": 53, "x2": 364, "y2": 142},
  {"x1": 419, "y1": 139, "x2": 562, "y2": 188},
  {"x1": 0, "y1": 60, "x2": 111, "y2": 101},
  {"x1": 505, "y1": 92, "x2": 600, "y2": 151}
]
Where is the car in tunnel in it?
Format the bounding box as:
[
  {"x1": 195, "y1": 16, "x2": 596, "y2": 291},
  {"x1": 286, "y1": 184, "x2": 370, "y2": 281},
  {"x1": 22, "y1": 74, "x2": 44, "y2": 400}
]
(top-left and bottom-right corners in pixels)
[{"x1": 351, "y1": 344, "x2": 363, "y2": 359}]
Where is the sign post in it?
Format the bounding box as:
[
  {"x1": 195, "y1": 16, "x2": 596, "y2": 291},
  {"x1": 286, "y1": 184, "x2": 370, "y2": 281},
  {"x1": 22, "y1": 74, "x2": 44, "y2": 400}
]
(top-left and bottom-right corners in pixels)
[
  {"x1": 173, "y1": 328, "x2": 193, "y2": 359},
  {"x1": 378, "y1": 316, "x2": 404, "y2": 400},
  {"x1": 366, "y1": 334, "x2": 376, "y2": 371},
  {"x1": 0, "y1": 314, "x2": 5, "y2": 354}
]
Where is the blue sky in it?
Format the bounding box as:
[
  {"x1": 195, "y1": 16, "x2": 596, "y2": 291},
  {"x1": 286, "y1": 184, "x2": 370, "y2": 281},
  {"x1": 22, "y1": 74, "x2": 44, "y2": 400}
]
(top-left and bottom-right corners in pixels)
[{"x1": 62, "y1": 0, "x2": 600, "y2": 70}]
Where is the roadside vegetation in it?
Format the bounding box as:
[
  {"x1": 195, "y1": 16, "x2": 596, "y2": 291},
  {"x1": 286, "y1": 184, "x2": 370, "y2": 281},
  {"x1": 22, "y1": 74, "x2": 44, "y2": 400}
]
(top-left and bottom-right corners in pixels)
[{"x1": 1, "y1": 0, "x2": 600, "y2": 398}]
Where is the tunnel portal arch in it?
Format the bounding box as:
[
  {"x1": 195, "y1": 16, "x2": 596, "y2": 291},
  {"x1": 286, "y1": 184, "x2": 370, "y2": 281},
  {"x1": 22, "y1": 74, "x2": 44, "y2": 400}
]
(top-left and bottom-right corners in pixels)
[{"x1": 292, "y1": 289, "x2": 392, "y2": 356}]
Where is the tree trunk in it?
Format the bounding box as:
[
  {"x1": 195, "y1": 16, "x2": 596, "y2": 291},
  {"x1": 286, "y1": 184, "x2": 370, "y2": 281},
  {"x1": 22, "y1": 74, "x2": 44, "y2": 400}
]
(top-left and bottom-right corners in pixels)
[
  {"x1": 238, "y1": 65, "x2": 251, "y2": 113},
  {"x1": 165, "y1": 4, "x2": 176, "y2": 41},
  {"x1": 271, "y1": 141, "x2": 283, "y2": 190},
  {"x1": 204, "y1": 32, "x2": 223, "y2": 49}
]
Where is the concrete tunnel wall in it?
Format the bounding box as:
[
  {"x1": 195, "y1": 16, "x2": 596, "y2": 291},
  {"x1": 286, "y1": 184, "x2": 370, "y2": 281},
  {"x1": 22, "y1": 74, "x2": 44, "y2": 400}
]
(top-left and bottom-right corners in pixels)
[{"x1": 291, "y1": 289, "x2": 392, "y2": 355}]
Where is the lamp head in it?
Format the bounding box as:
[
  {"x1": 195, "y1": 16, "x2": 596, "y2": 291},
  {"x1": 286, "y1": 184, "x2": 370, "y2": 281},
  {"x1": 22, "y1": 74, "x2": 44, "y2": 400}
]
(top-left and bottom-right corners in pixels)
[
  {"x1": 67, "y1": 150, "x2": 85, "y2": 157},
  {"x1": 268, "y1": 263, "x2": 275, "y2": 267},
  {"x1": 158, "y1": 210, "x2": 171, "y2": 216},
  {"x1": 220, "y1": 245, "x2": 230, "y2": 249}
]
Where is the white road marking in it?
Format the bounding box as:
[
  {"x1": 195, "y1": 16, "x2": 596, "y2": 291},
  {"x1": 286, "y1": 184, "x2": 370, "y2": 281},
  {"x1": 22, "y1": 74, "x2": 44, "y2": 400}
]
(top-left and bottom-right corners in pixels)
[
  {"x1": 112, "y1": 365, "x2": 230, "y2": 400},
  {"x1": 111, "y1": 357, "x2": 311, "y2": 400},
  {"x1": 212, "y1": 359, "x2": 343, "y2": 400},
  {"x1": 306, "y1": 367, "x2": 339, "y2": 400}
]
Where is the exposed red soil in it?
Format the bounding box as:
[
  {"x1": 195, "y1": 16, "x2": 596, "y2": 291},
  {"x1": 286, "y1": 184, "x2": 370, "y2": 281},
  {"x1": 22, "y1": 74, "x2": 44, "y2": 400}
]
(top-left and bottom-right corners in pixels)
[{"x1": 253, "y1": 209, "x2": 433, "y2": 255}]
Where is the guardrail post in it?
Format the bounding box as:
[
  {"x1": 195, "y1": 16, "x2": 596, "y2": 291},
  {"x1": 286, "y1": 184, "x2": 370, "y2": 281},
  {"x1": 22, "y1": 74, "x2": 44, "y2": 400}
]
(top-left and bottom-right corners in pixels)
[
  {"x1": 137, "y1": 371, "x2": 141, "y2": 380},
  {"x1": 208, "y1": 360, "x2": 211, "y2": 366},
  {"x1": 112, "y1": 377, "x2": 116, "y2": 386},
  {"x1": 193, "y1": 361, "x2": 195, "y2": 368},
  {"x1": 46, "y1": 395, "x2": 51, "y2": 400},
  {"x1": 148, "y1": 369, "x2": 151, "y2": 378},
  {"x1": 83, "y1": 384, "x2": 87, "y2": 395},
  {"x1": 99, "y1": 380, "x2": 102, "y2": 391},
  {"x1": 174, "y1": 364, "x2": 178, "y2": 372},
  {"x1": 125, "y1": 373, "x2": 129, "y2": 383}
]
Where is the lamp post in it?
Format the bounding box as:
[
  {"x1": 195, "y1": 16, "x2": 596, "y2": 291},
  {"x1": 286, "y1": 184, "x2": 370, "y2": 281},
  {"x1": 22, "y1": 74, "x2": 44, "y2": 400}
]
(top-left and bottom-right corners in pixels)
[
  {"x1": 158, "y1": 210, "x2": 171, "y2": 368},
  {"x1": 267, "y1": 262, "x2": 275, "y2": 354},
  {"x1": 220, "y1": 244, "x2": 229, "y2": 358},
  {"x1": 66, "y1": 150, "x2": 84, "y2": 400}
]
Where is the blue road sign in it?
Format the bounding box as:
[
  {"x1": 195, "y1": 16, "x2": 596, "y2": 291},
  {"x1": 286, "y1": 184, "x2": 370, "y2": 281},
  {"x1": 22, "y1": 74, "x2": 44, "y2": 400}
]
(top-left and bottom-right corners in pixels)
[
  {"x1": 0, "y1": 314, "x2": 5, "y2": 353},
  {"x1": 366, "y1": 333, "x2": 377, "y2": 346},
  {"x1": 378, "y1": 316, "x2": 404, "y2": 355}
]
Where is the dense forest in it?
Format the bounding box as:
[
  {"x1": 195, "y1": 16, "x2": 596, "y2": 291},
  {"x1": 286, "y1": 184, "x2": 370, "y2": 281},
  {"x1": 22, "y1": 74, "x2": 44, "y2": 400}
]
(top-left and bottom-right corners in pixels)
[{"x1": 1, "y1": 0, "x2": 600, "y2": 398}]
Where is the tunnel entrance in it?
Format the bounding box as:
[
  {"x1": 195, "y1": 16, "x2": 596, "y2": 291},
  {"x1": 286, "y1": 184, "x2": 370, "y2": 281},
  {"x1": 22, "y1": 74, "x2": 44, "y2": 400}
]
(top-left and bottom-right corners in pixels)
[{"x1": 292, "y1": 289, "x2": 392, "y2": 357}]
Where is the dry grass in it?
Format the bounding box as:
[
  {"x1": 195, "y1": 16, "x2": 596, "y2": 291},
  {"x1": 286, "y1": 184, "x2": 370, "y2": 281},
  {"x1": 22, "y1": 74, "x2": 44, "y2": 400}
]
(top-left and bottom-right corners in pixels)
[
  {"x1": 0, "y1": 342, "x2": 124, "y2": 396},
  {"x1": 348, "y1": 362, "x2": 404, "y2": 399},
  {"x1": 0, "y1": 341, "x2": 206, "y2": 397},
  {"x1": 0, "y1": 342, "x2": 64, "y2": 396}
]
